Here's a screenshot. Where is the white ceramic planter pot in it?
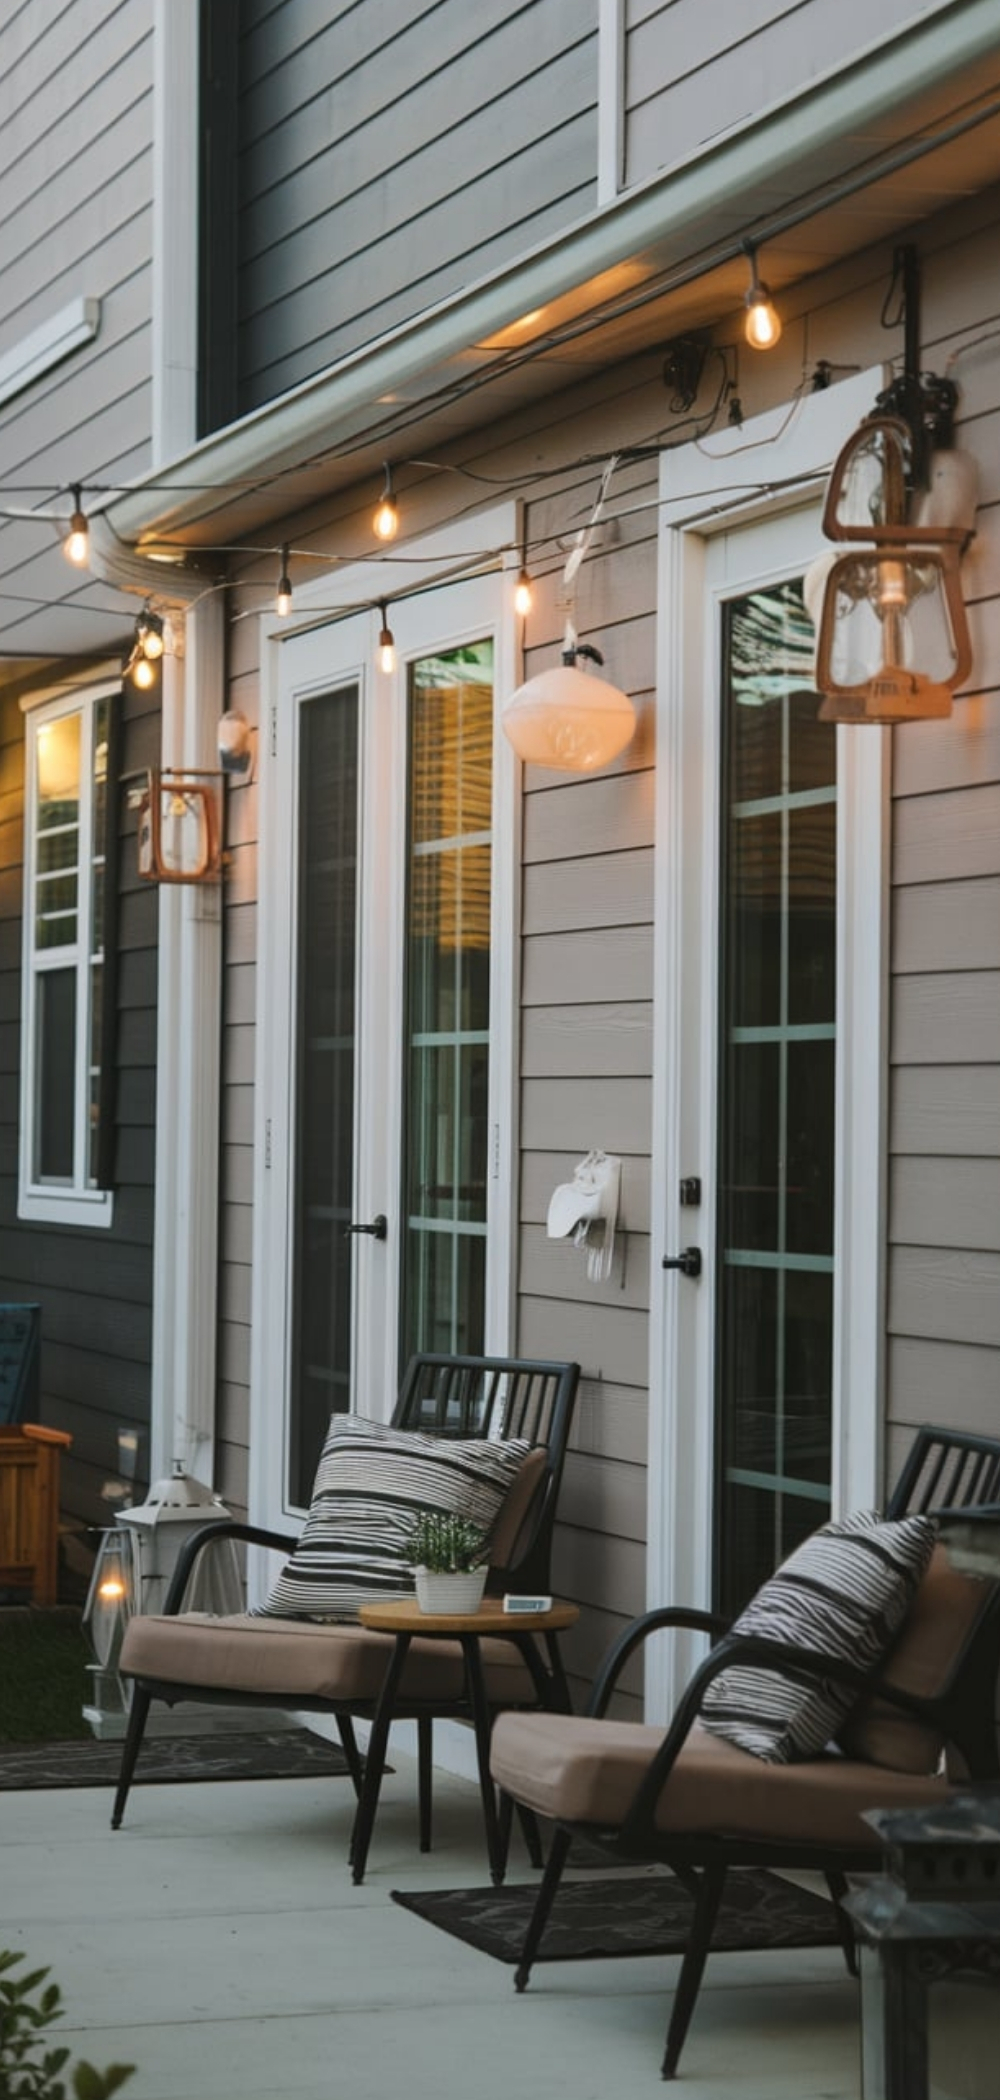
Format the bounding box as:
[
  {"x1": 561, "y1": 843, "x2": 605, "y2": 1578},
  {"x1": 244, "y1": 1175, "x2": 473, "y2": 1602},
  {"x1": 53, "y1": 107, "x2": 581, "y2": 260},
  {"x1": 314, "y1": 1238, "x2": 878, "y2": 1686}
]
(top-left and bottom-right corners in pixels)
[{"x1": 414, "y1": 1566, "x2": 488, "y2": 1615}]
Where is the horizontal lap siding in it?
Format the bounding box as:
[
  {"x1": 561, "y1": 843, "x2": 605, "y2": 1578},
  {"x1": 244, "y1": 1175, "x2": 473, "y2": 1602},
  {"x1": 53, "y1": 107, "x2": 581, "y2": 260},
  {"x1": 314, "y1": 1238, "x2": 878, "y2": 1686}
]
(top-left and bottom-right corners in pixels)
[
  {"x1": 623, "y1": 0, "x2": 950, "y2": 187},
  {"x1": 885, "y1": 199, "x2": 1000, "y2": 1476},
  {"x1": 0, "y1": 681, "x2": 157, "y2": 1531},
  {"x1": 517, "y1": 456, "x2": 657, "y2": 1710},
  {"x1": 235, "y1": 0, "x2": 598, "y2": 410},
  {"x1": 0, "y1": 0, "x2": 153, "y2": 657}
]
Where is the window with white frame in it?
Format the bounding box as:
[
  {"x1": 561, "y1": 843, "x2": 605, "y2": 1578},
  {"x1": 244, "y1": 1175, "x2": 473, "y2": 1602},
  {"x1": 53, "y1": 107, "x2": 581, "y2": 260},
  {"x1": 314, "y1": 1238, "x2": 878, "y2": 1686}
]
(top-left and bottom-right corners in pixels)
[{"x1": 19, "y1": 685, "x2": 116, "y2": 1226}]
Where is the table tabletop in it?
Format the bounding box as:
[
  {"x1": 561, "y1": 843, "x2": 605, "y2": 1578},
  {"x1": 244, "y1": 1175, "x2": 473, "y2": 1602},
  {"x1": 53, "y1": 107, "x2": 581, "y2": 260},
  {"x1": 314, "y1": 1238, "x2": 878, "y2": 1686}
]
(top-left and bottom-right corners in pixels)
[{"x1": 358, "y1": 1596, "x2": 579, "y2": 1635}]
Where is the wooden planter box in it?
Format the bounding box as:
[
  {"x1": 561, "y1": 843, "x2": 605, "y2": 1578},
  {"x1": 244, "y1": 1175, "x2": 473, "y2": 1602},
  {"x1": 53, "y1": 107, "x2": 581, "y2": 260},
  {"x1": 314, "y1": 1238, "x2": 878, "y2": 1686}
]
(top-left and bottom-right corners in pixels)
[{"x1": 0, "y1": 1424, "x2": 72, "y2": 1606}]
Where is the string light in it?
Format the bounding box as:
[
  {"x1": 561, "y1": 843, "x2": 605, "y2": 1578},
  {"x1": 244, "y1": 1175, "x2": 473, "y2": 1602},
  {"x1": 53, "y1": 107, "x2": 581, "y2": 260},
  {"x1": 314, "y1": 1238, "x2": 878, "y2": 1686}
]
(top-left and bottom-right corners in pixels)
[
  {"x1": 514, "y1": 561, "x2": 533, "y2": 616},
  {"x1": 126, "y1": 607, "x2": 164, "y2": 687},
  {"x1": 64, "y1": 485, "x2": 89, "y2": 565},
  {"x1": 136, "y1": 607, "x2": 164, "y2": 659},
  {"x1": 377, "y1": 601, "x2": 396, "y2": 674},
  {"x1": 743, "y1": 245, "x2": 782, "y2": 350},
  {"x1": 372, "y1": 464, "x2": 399, "y2": 542},
  {"x1": 276, "y1": 545, "x2": 292, "y2": 616}
]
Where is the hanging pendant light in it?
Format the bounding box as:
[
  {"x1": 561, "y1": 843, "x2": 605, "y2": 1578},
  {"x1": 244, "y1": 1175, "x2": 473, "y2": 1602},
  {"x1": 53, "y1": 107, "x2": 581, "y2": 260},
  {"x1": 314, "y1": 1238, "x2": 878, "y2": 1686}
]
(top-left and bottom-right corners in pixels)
[{"x1": 501, "y1": 623, "x2": 636, "y2": 773}]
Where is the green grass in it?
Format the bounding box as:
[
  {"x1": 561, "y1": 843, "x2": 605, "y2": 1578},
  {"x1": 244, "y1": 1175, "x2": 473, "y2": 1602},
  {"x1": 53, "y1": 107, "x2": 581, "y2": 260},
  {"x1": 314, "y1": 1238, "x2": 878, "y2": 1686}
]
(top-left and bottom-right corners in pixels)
[{"x1": 0, "y1": 1609, "x2": 92, "y2": 1742}]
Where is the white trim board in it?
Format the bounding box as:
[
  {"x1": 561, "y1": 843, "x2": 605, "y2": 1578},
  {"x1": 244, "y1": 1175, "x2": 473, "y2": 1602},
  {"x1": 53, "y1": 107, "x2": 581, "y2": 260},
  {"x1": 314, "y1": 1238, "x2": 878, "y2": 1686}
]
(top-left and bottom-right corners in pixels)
[
  {"x1": 0, "y1": 298, "x2": 100, "y2": 412},
  {"x1": 647, "y1": 376, "x2": 889, "y2": 1721}
]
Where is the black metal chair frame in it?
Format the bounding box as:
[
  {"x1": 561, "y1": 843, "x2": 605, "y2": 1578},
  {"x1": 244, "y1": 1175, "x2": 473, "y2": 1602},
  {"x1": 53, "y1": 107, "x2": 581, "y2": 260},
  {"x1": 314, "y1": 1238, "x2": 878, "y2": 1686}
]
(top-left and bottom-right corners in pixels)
[
  {"x1": 111, "y1": 1352, "x2": 580, "y2": 1852},
  {"x1": 509, "y1": 1425, "x2": 1000, "y2": 2079}
]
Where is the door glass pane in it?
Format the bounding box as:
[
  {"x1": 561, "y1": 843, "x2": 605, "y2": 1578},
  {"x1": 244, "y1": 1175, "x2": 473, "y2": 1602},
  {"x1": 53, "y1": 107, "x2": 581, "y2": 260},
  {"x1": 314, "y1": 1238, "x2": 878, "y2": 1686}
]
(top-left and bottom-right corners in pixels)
[
  {"x1": 716, "y1": 580, "x2": 837, "y2": 1615},
  {"x1": 289, "y1": 685, "x2": 358, "y2": 1507},
  {"x1": 36, "y1": 969, "x2": 76, "y2": 1180},
  {"x1": 401, "y1": 642, "x2": 492, "y2": 1363}
]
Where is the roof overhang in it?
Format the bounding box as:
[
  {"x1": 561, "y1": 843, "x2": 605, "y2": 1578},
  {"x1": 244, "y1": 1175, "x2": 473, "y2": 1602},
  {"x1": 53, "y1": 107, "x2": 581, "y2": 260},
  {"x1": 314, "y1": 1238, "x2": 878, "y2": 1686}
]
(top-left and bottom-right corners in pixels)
[{"x1": 102, "y1": 0, "x2": 1000, "y2": 562}]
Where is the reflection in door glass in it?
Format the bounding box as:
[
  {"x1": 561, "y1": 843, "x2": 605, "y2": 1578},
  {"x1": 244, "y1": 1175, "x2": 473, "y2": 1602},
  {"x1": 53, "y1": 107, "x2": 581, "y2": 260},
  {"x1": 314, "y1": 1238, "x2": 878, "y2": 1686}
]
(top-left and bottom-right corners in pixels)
[
  {"x1": 401, "y1": 642, "x2": 493, "y2": 1365},
  {"x1": 289, "y1": 685, "x2": 358, "y2": 1507},
  {"x1": 717, "y1": 581, "x2": 836, "y2": 1614}
]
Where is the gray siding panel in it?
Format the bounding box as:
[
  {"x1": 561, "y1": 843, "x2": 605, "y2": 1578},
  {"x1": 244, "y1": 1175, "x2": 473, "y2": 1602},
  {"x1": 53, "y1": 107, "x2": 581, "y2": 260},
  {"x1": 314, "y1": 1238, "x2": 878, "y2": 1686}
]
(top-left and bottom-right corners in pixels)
[
  {"x1": 235, "y1": 0, "x2": 598, "y2": 409},
  {"x1": 0, "y1": 0, "x2": 153, "y2": 660},
  {"x1": 623, "y1": 0, "x2": 952, "y2": 189}
]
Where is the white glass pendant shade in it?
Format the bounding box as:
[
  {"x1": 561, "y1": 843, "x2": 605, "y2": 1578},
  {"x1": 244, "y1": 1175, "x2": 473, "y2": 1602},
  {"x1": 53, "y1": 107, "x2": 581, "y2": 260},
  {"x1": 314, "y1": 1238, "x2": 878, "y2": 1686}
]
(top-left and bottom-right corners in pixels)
[
  {"x1": 816, "y1": 548, "x2": 971, "y2": 723},
  {"x1": 502, "y1": 661, "x2": 636, "y2": 773}
]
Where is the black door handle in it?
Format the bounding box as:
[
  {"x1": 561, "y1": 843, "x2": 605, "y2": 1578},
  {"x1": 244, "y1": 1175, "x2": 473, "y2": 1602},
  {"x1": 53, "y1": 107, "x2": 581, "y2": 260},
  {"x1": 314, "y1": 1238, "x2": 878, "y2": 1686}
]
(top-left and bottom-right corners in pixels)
[
  {"x1": 344, "y1": 1215, "x2": 388, "y2": 1241},
  {"x1": 661, "y1": 1247, "x2": 702, "y2": 1278}
]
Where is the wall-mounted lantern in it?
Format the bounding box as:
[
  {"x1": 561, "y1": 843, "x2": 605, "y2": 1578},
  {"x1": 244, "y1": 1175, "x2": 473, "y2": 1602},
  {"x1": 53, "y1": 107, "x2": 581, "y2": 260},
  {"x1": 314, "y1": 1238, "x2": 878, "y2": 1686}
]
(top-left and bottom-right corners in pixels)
[
  {"x1": 136, "y1": 768, "x2": 224, "y2": 884},
  {"x1": 812, "y1": 245, "x2": 978, "y2": 725},
  {"x1": 814, "y1": 414, "x2": 976, "y2": 724}
]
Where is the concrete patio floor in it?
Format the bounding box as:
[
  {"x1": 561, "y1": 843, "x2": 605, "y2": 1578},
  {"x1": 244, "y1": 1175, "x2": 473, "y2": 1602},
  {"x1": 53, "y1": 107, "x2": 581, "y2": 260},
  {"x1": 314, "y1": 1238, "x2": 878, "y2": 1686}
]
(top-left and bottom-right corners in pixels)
[{"x1": 1, "y1": 1744, "x2": 862, "y2": 2100}]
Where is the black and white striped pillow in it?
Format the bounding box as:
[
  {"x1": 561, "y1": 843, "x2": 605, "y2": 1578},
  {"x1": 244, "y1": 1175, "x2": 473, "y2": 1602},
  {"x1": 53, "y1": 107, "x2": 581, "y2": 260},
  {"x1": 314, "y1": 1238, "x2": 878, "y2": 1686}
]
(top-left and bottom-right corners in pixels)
[
  {"x1": 255, "y1": 1414, "x2": 532, "y2": 1621},
  {"x1": 700, "y1": 1510, "x2": 937, "y2": 1763}
]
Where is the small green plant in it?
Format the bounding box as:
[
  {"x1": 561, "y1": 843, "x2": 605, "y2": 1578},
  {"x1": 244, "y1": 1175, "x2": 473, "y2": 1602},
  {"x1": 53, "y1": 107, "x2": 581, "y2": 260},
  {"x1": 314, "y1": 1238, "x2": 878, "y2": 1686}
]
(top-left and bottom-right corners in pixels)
[
  {"x1": 408, "y1": 1510, "x2": 489, "y2": 1573},
  {"x1": 0, "y1": 1950, "x2": 134, "y2": 2100}
]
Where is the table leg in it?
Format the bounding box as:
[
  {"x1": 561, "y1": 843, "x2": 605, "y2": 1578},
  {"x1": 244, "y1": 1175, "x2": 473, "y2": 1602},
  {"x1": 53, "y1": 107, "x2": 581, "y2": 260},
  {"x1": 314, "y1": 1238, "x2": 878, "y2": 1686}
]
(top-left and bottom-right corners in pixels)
[
  {"x1": 349, "y1": 1631, "x2": 412, "y2": 1885},
  {"x1": 460, "y1": 1634, "x2": 505, "y2": 1885}
]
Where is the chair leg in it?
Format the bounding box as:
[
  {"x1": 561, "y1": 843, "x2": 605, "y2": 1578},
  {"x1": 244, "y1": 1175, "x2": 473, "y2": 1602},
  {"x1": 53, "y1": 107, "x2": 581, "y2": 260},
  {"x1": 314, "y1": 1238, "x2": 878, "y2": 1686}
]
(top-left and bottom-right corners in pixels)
[
  {"x1": 516, "y1": 1802, "x2": 545, "y2": 1869},
  {"x1": 110, "y1": 1685, "x2": 152, "y2": 1829},
  {"x1": 336, "y1": 1716, "x2": 365, "y2": 1800},
  {"x1": 661, "y1": 1864, "x2": 726, "y2": 2080},
  {"x1": 824, "y1": 1869, "x2": 859, "y2": 1977},
  {"x1": 514, "y1": 1826, "x2": 574, "y2": 1992},
  {"x1": 418, "y1": 1715, "x2": 433, "y2": 1852}
]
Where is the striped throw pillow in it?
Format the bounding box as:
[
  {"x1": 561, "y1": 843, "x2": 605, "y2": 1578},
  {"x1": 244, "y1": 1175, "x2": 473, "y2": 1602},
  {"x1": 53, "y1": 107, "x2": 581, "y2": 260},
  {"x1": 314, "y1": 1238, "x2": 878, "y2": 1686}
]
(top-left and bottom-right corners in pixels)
[
  {"x1": 700, "y1": 1510, "x2": 938, "y2": 1764},
  {"x1": 255, "y1": 1414, "x2": 532, "y2": 1621}
]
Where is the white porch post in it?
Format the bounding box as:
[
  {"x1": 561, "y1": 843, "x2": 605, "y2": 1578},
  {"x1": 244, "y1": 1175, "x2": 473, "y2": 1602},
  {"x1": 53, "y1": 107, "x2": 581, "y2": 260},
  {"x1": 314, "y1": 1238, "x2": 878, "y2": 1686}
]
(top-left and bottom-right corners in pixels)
[{"x1": 148, "y1": 599, "x2": 225, "y2": 1484}]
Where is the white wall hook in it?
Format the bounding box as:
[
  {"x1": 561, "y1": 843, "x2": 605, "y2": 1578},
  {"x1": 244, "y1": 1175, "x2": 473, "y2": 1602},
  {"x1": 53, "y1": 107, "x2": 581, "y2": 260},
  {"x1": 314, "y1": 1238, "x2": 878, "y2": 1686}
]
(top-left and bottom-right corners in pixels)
[{"x1": 546, "y1": 1149, "x2": 622, "y2": 1284}]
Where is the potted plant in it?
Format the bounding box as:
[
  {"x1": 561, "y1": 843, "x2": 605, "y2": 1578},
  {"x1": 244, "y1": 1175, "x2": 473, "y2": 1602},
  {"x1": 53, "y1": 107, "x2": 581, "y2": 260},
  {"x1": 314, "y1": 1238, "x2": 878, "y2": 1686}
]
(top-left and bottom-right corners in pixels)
[{"x1": 408, "y1": 1510, "x2": 490, "y2": 1614}]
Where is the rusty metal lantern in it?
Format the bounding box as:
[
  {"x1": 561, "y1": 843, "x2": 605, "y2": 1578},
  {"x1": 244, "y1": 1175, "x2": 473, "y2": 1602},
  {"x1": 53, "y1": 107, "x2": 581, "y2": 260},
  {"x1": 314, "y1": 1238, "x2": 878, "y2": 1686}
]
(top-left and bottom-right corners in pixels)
[{"x1": 815, "y1": 412, "x2": 977, "y2": 725}]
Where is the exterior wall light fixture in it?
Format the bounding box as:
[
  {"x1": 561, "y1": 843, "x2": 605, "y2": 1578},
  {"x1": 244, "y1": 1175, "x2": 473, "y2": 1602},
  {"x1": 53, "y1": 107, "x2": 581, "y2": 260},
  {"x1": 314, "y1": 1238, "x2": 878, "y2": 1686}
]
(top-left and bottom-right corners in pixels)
[
  {"x1": 135, "y1": 768, "x2": 224, "y2": 884},
  {"x1": 502, "y1": 621, "x2": 636, "y2": 773},
  {"x1": 815, "y1": 410, "x2": 977, "y2": 724}
]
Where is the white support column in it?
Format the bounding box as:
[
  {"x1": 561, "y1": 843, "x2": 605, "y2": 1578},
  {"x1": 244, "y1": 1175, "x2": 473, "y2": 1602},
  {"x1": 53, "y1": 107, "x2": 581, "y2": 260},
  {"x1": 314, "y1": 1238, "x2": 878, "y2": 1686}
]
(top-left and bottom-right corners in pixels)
[{"x1": 149, "y1": 598, "x2": 225, "y2": 1483}]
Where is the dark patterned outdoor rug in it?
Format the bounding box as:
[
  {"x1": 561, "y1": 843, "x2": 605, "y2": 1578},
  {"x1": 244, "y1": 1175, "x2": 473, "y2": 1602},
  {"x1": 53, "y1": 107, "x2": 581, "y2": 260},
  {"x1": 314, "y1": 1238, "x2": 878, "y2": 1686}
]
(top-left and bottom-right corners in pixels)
[
  {"x1": 0, "y1": 1730, "x2": 351, "y2": 1790},
  {"x1": 392, "y1": 1865, "x2": 840, "y2": 1964}
]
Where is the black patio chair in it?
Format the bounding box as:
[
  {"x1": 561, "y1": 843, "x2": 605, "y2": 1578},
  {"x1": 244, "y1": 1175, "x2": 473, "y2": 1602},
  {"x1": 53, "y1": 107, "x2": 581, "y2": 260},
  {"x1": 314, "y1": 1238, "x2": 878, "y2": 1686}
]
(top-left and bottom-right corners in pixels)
[
  {"x1": 112, "y1": 1352, "x2": 580, "y2": 1858},
  {"x1": 491, "y1": 1424, "x2": 1000, "y2": 2079}
]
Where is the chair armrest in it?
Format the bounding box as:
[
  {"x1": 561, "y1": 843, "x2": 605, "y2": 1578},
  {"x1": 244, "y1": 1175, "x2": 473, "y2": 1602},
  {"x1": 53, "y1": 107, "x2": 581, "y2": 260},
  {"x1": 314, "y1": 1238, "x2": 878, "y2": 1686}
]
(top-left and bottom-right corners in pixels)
[
  {"x1": 586, "y1": 1606, "x2": 730, "y2": 1717},
  {"x1": 618, "y1": 1630, "x2": 937, "y2": 1850},
  {"x1": 162, "y1": 1520, "x2": 298, "y2": 1615}
]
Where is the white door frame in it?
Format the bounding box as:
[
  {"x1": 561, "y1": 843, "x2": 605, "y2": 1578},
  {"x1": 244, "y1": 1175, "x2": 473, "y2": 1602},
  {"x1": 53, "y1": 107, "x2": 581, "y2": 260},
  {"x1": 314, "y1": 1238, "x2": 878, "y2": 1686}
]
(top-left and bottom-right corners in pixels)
[
  {"x1": 647, "y1": 372, "x2": 891, "y2": 1718},
  {"x1": 250, "y1": 506, "x2": 520, "y2": 1539}
]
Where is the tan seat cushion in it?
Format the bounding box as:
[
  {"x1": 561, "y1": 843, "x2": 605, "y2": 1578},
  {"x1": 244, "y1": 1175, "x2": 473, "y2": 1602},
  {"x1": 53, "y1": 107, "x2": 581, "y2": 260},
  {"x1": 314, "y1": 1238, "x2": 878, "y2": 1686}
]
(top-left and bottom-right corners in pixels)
[
  {"x1": 838, "y1": 1545, "x2": 991, "y2": 1772},
  {"x1": 121, "y1": 1612, "x2": 538, "y2": 1705},
  {"x1": 490, "y1": 1713, "x2": 950, "y2": 1848}
]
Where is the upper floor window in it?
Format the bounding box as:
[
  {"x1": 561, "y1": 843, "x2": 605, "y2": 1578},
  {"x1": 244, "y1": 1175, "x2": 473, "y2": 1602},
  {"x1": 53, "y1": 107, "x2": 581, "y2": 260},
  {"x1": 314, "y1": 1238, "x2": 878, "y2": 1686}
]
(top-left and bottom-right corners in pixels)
[{"x1": 19, "y1": 685, "x2": 116, "y2": 1226}]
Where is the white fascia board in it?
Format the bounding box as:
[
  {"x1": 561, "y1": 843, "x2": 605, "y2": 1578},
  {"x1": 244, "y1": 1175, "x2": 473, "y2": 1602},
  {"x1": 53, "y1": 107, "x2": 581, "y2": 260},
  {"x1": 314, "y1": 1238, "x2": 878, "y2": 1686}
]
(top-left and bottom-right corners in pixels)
[
  {"x1": 110, "y1": 0, "x2": 999, "y2": 544},
  {"x1": 0, "y1": 298, "x2": 100, "y2": 411}
]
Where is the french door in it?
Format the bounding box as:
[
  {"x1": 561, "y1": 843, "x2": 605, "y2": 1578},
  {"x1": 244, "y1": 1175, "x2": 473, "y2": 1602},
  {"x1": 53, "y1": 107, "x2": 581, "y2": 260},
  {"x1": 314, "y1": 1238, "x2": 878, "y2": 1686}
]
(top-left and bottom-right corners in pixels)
[
  {"x1": 252, "y1": 562, "x2": 517, "y2": 1526},
  {"x1": 651, "y1": 418, "x2": 888, "y2": 1710}
]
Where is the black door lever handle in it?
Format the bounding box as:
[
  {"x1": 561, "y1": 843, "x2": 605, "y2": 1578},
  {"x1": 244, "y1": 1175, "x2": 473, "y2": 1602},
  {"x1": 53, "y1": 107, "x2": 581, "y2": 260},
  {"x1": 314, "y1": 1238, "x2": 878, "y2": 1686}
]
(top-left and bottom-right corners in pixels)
[
  {"x1": 661, "y1": 1247, "x2": 702, "y2": 1278},
  {"x1": 344, "y1": 1215, "x2": 388, "y2": 1241}
]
